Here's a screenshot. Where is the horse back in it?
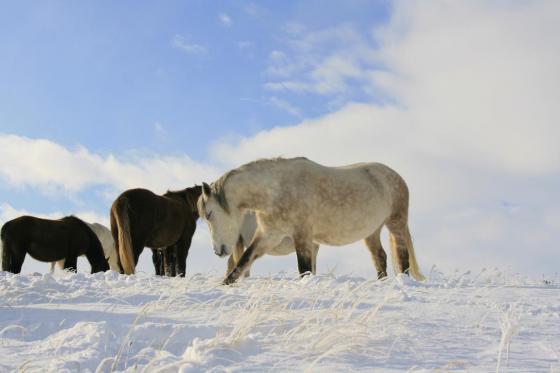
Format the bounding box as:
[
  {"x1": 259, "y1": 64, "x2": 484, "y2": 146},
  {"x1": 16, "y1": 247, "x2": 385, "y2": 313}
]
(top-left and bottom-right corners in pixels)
[
  {"x1": 2, "y1": 216, "x2": 89, "y2": 262},
  {"x1": 3, "y1": 216, "x2": 68, "y2": 243},
  {"x1": 112, "y1": 188, "x2": 192, "y2": 249},
  {"x1": 147, "y1": 195, "x2": 193, "y2": 248}
]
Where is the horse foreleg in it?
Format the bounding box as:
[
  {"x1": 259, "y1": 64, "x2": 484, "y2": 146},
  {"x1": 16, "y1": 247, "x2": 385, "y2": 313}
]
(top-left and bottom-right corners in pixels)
[
  {"x1": 223, "y1": 234, "x2": 279, "y2": 285},
  {"x1": 175, "y1": 234, "x2": 192, "y2": 277},
  {"x1": 50, "y1": 260, "x2": 65, "y2": 273},
  {"x1": 223, "y1": 245, "x2": 255, "y2": 285},
  {"x1": 63, "y1": 256, "x2": 78, "y2": 272},
  {"x1": 152, "y1": 249, "x2": 164, "y2": 276},
  {"x1": 226, "y1": 254, "x2": 236, "y2": 276},
  {"x1": 226, "y1": 237, "x2": 248, "y2": 278},
  {"x1": 164, "y1": 246, "x2": 177, "y2": 277}
]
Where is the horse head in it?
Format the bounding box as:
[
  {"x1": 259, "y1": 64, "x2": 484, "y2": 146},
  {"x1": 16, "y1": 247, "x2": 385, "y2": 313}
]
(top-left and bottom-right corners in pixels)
[{"x1": 198, "y1": 182, "x2": 243, "y2": 258}]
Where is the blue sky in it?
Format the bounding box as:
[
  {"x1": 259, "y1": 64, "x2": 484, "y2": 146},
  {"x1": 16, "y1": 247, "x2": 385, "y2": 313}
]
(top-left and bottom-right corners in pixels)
[
  {"x1": 1, "y1": 1, "x2": 559, "y2": 276},
  {"x1": 0, "y1": 0, "x2": 389, "y2": 156}
]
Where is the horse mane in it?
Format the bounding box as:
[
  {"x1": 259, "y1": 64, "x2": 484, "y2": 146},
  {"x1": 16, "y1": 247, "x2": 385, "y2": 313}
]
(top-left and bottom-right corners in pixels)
[
  {"x1": 61, "y1": 216, "x2": 97, "y2": 237},
  {"x1": 164, "y1": 185, "x2": 203, "y2": 217},
  {"x1": 212, "y1": 157, "x2": 308, "y2": 213},
  {"x1": 60, "y1": 215, "x2": 85, "y2": 224}
]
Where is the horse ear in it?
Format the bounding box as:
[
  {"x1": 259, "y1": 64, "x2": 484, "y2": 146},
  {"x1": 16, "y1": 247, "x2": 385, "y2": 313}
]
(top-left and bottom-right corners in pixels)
[{"x1": 202, "y1": 182, "x2": 212, "y2": 199}]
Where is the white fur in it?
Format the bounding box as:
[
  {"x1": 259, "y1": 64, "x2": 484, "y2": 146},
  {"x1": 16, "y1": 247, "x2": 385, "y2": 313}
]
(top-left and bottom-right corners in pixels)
[{"x1": 200, "y1": 158, "x2": 424, "y2": 283}]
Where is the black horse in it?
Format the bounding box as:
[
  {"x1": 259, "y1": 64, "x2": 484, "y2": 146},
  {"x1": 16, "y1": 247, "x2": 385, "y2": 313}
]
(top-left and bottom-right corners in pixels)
[
  {"x1": 1, "y1": 215, "x2": 109, "y2": 273},
  {"x1": 110, "y1": 186, "x2": 201, "y2": 277}
]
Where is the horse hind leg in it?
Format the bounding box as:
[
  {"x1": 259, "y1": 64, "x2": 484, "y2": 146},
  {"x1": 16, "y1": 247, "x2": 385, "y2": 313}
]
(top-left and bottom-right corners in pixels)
[
  {"x1": 386, "y1": 219, "x2": 424, "y2": 281},
  {"x1": 151, "y1": 249, "x2": 164, "y2": 276},
  {"x1": 364, "y1": 228, "x2": 388, "y2": 279},
  {"x1": 294, "y1": 234, "x2": 314, "y2": 276},
  {"x1": 2, "y1": 243, "x2": 26, "y2": 274},
  {"x1": 164, "y1": 246, "x2": 177, "y2": 277},
  {"x1": 311, "y1": 243, "x2": 319, "y2": 275},
  {"x1": 175, "y1": 233, "x2": 193, "y2": 278}
]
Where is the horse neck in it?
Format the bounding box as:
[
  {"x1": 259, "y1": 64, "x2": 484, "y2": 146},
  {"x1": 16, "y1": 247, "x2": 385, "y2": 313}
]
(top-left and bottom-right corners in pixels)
[
  {"x1": 83, "y1": 225, "x2": 109, "y2": 272},
  {"x1": 186, "y1": 187, "x2": 202, "y2": 218},
  {"x1": 176, "y1": 194, "x2": 200, "y2": 220}
]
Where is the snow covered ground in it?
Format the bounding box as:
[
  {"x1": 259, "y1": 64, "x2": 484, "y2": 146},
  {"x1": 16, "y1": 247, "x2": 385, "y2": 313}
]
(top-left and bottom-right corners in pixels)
[{"x1": 0, "y1": 269, "x2": 559, "y2": 372}]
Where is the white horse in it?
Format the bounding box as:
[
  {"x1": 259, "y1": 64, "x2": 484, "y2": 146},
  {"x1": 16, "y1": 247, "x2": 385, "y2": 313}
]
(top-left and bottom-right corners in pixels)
[
  {"x1": 198, "y1": 157, "x2": 424, "y2": 284},
  {"x1": 50, "y1": 222, "x2": 119, "y2": 272}
]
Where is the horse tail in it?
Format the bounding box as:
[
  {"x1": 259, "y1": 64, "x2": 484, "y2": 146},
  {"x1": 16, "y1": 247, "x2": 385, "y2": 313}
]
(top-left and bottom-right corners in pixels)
[
  {"x1": 112, "y1": 198, "x2": 135, "y2": 275},
  {"x1": 389, "y1": 226, "x2": 425, "y2": 281},
  {"x1": 406, "y1": 230, "x2": 425, "y2": 281},
  {"x1": 1, "y1": 223, "x2": 11, "y2": 272}
]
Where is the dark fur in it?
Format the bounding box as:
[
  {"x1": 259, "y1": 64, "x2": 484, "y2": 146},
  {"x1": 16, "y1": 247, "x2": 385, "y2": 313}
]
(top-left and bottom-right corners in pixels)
[
  {"x1": 1, "y1": 215, "x2": 109, "y2": 273},
  {"x1": 110, "y1": 186, "x2": 201, "y2": 276}
]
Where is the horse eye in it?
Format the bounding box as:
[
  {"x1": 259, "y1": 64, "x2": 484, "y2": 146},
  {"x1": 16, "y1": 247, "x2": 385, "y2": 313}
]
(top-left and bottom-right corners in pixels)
[{"x1": 206, "y1": 211, "x2": 213, "y2": 220}]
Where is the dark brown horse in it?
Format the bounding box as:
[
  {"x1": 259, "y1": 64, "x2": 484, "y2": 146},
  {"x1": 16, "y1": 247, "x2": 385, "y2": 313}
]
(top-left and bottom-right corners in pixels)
[
  {"x1": 1, "y1": 215, "x2": 109, "y2": 273},
  {"x1": 110, "y1": 186, "x2": 201, "y2": 276}
]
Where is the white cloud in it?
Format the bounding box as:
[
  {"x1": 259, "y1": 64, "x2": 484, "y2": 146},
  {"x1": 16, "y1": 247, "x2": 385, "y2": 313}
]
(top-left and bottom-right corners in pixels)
[
  {"x1": 263, "y1": 81, "x2": 309, "y2": 92},
  {"x1": 368, "y1": 0, "x2": 560, "y2": 174},
  {"x1": 0, "y1": 134, "x2": 221, "y2": 195},
  {"x1": 211, "y1": 1, "x2": 560, "y2": 274},
  {"x1": 264, "y1": 24, "x2": 377, "y2": 97},
  {"x1": 268, "y1": 97, "x2": 302, "y2": 117},
  {"x1": 219, "y1": 13, "x2": 232, "y2": 27},
  {"x1": 219, "y1": 1, "x2": 560, "y2": 175},
  {"x1": 0, "y1": 203, "x2": 108, "y2": 228},
  {"x1": 172, "y1": 34, "x2": 207, "y2": 55}
]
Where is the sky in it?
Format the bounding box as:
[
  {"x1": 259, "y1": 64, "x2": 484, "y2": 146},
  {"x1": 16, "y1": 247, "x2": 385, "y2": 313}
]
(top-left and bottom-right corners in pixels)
[{"x1": 1, "y1": 0, "x2": 559, "y2": 277}]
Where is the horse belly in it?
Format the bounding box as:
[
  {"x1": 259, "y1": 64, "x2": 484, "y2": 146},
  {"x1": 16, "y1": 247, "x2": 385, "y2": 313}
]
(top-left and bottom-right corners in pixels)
[
  {"x1": 313, "y1": 204, "x2": 389, "y2": 246},
  {"x1": 267, "y1": 236, "x2": 296, "y2": 256},
  {"x1": 308, "y1": 165, "x2": 393, "y2": 246},
  {"x1": 147, "y1": 232, "x2": 181, "y2": 249},
  {"x1": 27, "y1": 243, "x2": 67, "y2": 262}
]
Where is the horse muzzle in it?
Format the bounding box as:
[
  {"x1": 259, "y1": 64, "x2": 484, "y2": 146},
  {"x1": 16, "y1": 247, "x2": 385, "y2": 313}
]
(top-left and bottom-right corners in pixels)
[{"x1": 214, "y1": 244, "x2": 230, "y2": 258}]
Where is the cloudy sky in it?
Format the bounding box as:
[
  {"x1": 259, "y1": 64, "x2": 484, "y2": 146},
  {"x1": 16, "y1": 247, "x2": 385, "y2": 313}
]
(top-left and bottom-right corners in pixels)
[{"x1": 1, "y1": 0, "x2": 559, "y2": 277}]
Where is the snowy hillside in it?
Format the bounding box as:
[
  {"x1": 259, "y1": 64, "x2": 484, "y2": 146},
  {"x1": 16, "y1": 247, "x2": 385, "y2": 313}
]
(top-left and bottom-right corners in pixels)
[{"x1": 0, "y1": 269, "x2": 559, "y2": 372}]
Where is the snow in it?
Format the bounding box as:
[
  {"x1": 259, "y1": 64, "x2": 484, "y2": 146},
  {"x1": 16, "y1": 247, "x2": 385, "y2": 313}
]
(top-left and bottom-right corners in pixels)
[{"x1": 0, "y1": 269, "x2": 559, "y2": 372}]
